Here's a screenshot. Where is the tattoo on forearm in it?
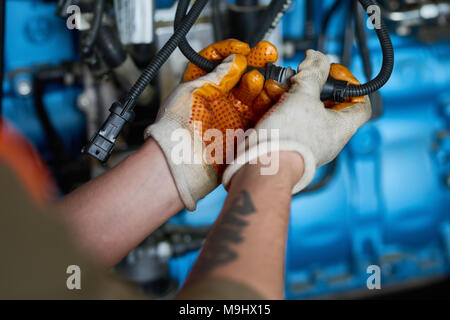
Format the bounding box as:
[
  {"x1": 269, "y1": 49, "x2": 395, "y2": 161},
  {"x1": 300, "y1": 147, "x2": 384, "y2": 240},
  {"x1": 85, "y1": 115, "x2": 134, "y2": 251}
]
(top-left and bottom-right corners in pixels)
[{"x1": 193, "y1": 190, "x2": 256, "y2": 275}]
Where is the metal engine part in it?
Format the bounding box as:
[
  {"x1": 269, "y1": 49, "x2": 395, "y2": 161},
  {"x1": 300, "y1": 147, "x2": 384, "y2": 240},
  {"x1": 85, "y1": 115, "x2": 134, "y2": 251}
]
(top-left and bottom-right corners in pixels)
[{"x1": 379, "y1": 0, "x2": 450, "y2": 39}]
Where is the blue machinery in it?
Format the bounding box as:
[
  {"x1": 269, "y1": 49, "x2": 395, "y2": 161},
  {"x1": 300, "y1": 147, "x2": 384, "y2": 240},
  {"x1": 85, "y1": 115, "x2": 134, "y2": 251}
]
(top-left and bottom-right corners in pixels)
[{"x1": 2, "y1": 0, "x2": 450, "y2": 298}]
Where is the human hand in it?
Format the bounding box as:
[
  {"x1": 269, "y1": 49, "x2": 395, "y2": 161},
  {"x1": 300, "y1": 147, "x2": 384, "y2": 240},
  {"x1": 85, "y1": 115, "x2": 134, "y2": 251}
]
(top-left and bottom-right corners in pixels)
[
  {"x1": 222, "y1": 49, "x2": 372, "y2": 193},
  {"x1": 145, "y1": 39, "x2": 287, "y2": 210}
]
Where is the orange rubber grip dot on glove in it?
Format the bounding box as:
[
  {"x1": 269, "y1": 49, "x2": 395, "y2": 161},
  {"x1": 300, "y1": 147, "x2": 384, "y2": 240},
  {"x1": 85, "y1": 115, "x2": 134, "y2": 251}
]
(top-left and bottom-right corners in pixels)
[{"x1": 183, "y1": 39, "x2": 288, "y2": 173}]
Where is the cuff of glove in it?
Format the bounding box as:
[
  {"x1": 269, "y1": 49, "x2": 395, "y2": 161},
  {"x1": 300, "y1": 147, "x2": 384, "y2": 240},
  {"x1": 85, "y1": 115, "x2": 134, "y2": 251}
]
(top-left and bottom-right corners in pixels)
[
  {"x1": 145, "y1": 115, "x2": 219, "y2": 211},
  {"x1": 222, "y1": 140, "x2": 316, "y2": 194}
]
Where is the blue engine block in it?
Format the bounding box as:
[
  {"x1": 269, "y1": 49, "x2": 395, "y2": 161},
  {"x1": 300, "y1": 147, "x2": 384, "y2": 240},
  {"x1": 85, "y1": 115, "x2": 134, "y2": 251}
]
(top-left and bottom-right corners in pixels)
[
  {"x1": 2, "y1": 0, "x2": 449, "y2": 299},
  {"x1": 2, "y1": 0, "x2": 85, "y2": 159},
  {"x1": 169, "y1": 0, "x2": 450, "y2": 298}
]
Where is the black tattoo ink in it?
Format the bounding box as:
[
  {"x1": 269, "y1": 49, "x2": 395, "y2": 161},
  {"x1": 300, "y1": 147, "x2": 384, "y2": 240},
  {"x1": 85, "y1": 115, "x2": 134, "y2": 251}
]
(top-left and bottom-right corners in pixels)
[{"x1": 193, "y1": 190, "x2": 256, "y2": 275}]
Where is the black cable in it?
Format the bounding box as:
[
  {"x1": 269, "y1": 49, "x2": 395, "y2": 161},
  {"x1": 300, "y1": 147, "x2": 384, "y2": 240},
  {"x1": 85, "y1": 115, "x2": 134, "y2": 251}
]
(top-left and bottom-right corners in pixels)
[
  {"x1": 353, "y1": 1, "x2": 373, "y2": 80},
  {"x1": 153, "y1": 0, "x2": 392, "y2": 101},
  {"x1": 83, "y1": 0, "x2": 210, "y2": 162},
  {"x1": 174, "y1": 0, "x2": 218, "y2": 73},
  {"x1": 346, "y1": 0, "x2": 394, "y2": 97},
  {"x1": 320, "y1": 0, "x2": 394, "y2": 101},
  {"x1": 303, "y1": 0, "x2": 388, "y2": 192},
  {"x1": 0, "y1": 0, "x2": 5, "y2": 115},
  {"x1": 85, "y1": 0, "x2": 394, "y2": 162},
  {"x1": 126, "y1": 0, "x2": 209, "y2": 106},
  {"x1": 81, "y1": 0, "x2": 105, "y2": 57}
]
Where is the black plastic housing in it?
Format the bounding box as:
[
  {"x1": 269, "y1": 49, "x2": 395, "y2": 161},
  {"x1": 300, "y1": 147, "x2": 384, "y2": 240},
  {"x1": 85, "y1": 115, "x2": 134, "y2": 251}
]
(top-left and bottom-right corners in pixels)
[
  {"x1": 320, "y1": 77, "x2": 349, "y2": 102},
  {"x1": 83, "y1": 100, "x2": 135, "y2": 163}
]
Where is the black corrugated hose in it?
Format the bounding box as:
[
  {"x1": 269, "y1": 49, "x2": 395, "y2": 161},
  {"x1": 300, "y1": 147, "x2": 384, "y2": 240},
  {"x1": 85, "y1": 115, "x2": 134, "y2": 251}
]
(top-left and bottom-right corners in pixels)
[
  {"x1": 126, "y1": 0, "x2": 209, "y2": 108},
  {"x1": 175, "y1": 0, "x2": 218, "y2": 73},
  {"x1": 176, "y1": 0, "x2": 393, "y2": 100},
  {"x1": 83, "y1": 0, "x2": 210, "y2": 162},
  {"x1": 353, "y1": 1, "x2": 373, "y2": 79},
  {"x1": 253, "y1": 0, "x2": 393, "y2": 98},
  {"x1": 174, "y1": 0, "x2": 293, "y2": 73},
  {"x1": 84, "y1": 0, "x2": 393, "y2": 162}
]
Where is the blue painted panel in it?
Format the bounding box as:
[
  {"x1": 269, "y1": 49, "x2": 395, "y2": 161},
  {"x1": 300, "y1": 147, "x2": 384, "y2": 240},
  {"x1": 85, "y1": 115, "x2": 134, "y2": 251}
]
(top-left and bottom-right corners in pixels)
[
  {"x1": 170, "y1": 1, "x2": 450, "y2": 299},
  {"x1": 2, "y1": 0, "x2": 85, "y2": 158}
]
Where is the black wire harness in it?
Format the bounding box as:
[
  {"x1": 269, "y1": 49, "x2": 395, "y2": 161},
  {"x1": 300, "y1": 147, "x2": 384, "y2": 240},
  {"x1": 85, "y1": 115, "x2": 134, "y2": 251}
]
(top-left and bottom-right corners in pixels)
[
  {"x1": 345, "y1": 0, "x2": 394, "y2": 98},
  {"x1": 173, "y1": 0, "x2": 293, "y2": 73},
  {"x1": 174, "y1": 0, "x2": 218, "y2": 73},
  {"x1": 319, "y1": 0, "x2": 394, "y2": 101},
  {"x1": 175, "y1": 0, "x2": 393, "y2": 102},
  {"x1": 84, "y1": 0, "x2": 394, "y2": 163},
  {"x1": 83, "y1": 0, "x2": 209, "y2": 162}
]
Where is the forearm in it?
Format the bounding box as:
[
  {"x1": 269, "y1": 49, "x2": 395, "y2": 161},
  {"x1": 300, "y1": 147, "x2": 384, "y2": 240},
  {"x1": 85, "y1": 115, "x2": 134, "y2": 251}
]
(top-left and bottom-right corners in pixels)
[
  {"x1": 179, "y1": 152, "x2": 304, "y2": 299},
  {"x1": 52, "y1": 139, "x2": 184, "y2": 268}
]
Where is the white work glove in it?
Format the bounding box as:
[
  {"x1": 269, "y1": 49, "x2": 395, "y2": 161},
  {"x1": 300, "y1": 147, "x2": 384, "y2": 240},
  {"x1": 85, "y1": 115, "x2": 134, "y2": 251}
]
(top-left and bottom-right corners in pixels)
[
  {"x1": 145, "y1": 39, "x2": 281, "y2": 211},
  {"x1": 222, "y1": 49, "x2": 372, "y2": 193},
  {"x1": 145, "y1": 66, "x2": 223, "y2": 211}
]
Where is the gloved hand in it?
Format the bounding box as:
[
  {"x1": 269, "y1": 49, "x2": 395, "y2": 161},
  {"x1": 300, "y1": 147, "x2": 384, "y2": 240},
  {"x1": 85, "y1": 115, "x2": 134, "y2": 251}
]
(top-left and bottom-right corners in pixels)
[
  {"x1": 145, "y1": 39, "x2": 287, "y2": 211},
  {"x1": 222, "y1": 49, "x2": 372, "y2": 193}
]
